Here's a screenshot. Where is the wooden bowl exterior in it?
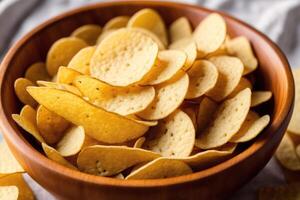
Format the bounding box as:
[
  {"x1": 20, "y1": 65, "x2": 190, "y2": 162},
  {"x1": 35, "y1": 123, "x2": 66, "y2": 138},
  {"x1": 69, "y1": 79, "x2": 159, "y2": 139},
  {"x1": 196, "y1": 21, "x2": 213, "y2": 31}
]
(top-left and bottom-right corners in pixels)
[{"x1": 0, "y1": 1, "x2": 294, "y2": 199}]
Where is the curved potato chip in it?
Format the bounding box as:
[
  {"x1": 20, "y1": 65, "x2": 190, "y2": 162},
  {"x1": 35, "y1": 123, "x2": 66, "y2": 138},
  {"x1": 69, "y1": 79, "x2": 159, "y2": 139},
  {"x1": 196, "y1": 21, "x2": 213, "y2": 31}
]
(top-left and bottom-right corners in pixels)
[
  {"x1": 113, "y1": 173, "x2": 125, "y2": 179},
  {"x1": 42, "y1": 143, "x2": 77, "y2": 170},
  {"x1": 206, "y1": 56, "x2": 244, "y2": 101},
  {"x1": 96, "y1": 29, "x2": 116, "y2": 44},
  {"x1": 25, "y1": 62, "x2": 50, "y2": 83},
  {"x1": 143, "y1": 109, "x2": 195, "y2": 157},
  {"x1": 67, "y1": 46, "x2": 95, "y2": 75},
  {"x1": 288, "y1": 69, "x2": 300, "y2": 135},
  {"x1": 276, "y1": 134, "x2": 300, "y2": 171},
  {"x1": 186, "y1": 60, "x2": 218, "y2": 99},
  {"x1": 37, "y1": 81, "x2": 81, "y2": 96},
  {"x1": 230, "y1": 111, "x2": 270, "y2": 142},
  {"x1": 169, "y1": 38, "x2": 197, "y2": 70},
  {"x1": 128, "y1": 8, "x2": 168, "y2": 46},
  {"x1": 197, "y1": 97, "x2": 218, "y2": 134},
  {"x1": 57, "y1": 66, "x2": 81, "y2": 84},
  {"x1": 205, "y1": 35, "x2": 230, "y2": 59},
  {"x1": 71, "y1": 24, "x2": 102, "y2": 45},
  {"x1": 126, "y1": 157, "x2": 192, "y2": 180},
  {"x1": 27, "y1": 87, "x2": 149, "y2": 144},
  {"x1": 140, "y1": 50, "x2": 186, "y2": 85},
  {"x1": 0, "y1": 141, "x2": 24, "y2": 174},
  {"x1": 169, "y1": 17, "x2": 192, "y2": 43},
  {"x1": 20, "y1": 105, "x2": 36, "y2": 125},
  {"x1": 46, "y1": 37, "x2": 87, "y2": 76},
  {"x1": 227, "y1": 36, "x2": 258, "y2": 75},
  {"x1": 228, "y1": 78, "x2": 252, "y2": 99},
  {"x1": 56, "y1": 126, "x2": 85, "y2": 157},
  {"x1": 103, "y1": 16, "x2": 129, "y2": 31},
  {"x1": 77, "y1": 145, "x2": 160, "y2": 176},
  {"x1": 134, "y1": 137, "x2": 146, "y2": 148},
  {"x1": 90, "y1": 28, "x2": 159, "y2": 86},
  {"x1": 36, "y1": 105, "x2": 69, "y2": 145},
  {"x1": 193, "y1": 13, "x2": 227, "y2": 56},
  {"x1": 14, "y1": 78, "x2": 37, "y2": 107},
  {"x1": 137, "y1": 73, "x2": 189, "y2": 120},
  {"x1": 251, "y1": 91, "x2": 272, "y2": 107},
  {"x1": 181, "y1": 104, "x2": 197, "y2": 129},
  {"x1": 0, "y1": 186, "x2": 18, "y2": 200},
  {"x1": 132, "y1": 27, "x2": 165, "y2": 50},
  {"x1": 195, "y1": 88, "x2": 251, "y2": 149},
  {"x1": 73, "y1": 75, "x2": 155, "y2": 115}
]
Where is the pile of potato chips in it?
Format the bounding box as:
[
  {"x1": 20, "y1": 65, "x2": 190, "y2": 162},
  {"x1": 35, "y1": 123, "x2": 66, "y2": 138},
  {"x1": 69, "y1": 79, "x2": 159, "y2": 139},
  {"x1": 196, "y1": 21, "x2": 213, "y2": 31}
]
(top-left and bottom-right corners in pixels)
[{"x1": 10, "y1": 8, "x2": 274, "y2": 184}]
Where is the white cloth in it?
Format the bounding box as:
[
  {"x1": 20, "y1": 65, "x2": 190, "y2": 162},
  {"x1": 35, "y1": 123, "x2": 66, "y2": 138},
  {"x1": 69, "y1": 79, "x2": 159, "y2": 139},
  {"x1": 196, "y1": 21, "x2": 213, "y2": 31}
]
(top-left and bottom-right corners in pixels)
[{"x1": 0, "y1": 0, "x2": 299, "y2": 199}]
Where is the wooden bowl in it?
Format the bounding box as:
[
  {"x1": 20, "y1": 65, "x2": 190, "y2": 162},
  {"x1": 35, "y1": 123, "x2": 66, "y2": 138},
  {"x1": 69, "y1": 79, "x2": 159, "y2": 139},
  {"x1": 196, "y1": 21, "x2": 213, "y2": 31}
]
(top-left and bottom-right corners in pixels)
[{"x1": 0, "y1": 1, "x2": 294, "y2": 199}]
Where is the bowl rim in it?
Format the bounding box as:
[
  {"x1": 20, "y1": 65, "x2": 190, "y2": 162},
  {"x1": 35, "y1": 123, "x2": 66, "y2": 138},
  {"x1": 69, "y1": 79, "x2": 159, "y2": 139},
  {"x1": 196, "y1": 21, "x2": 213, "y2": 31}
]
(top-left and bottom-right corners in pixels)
[{"x1": 0, "y1": 0, "x2": 294, "y2": 188}]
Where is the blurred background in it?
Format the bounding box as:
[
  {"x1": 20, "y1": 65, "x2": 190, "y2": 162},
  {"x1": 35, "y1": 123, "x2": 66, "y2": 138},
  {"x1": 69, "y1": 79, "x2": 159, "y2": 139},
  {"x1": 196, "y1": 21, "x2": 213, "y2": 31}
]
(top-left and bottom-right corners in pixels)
[{"x1": 0, "y1": 0, "x2": 299, "y2": 199}]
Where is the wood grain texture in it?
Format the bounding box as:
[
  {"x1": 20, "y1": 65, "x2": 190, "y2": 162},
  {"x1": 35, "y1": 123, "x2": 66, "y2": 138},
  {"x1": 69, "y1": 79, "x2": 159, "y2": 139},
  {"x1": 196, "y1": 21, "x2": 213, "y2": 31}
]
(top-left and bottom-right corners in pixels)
[{"x1": 0, "y1": 1, "x2": 294, "y2": 200}]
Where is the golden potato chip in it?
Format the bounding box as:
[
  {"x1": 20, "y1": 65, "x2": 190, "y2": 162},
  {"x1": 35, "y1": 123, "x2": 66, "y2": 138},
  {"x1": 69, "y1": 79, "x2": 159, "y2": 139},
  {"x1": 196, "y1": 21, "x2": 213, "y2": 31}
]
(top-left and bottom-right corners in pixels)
[
  {"x1": 96, "y1": 29, "x2": 116, "y2": 44},
  {"x1": 103, "y1": 16, "x2": 129, "y2": 31},
  {"x1": 258, "y1": 183, "x2": 300, "y2": 200},
  {"x1": 46, "y1": 37, "x2": 87, "y2": 76},
  {"x1": 227, "y1": 78, "x2": 252, "y2": 99},
  {"x1": 251, "y1": 91, "x2": 272, "y2": 107},
  {"x1": 90, "y1": 28, "x2": 159, "y2": 86},
  {"x1": 20, "y1": 105, "x2": 36, "y2": 125},
  {"x1": 0, "y1": 186, "x2": 18, "y2": 200},
  {"x1": 126, "y1": 157, "x2": 192, "y2": 180},
  {"x1": 193, "y1": 13, "x2": 227, "y2": 56},
  {"x1": 169, "y1": 38, "x2": 197, "y2": 70},
  {"x1": 0, "y1": 141, "x2": 24, "y2": 174},
  {"x1": 73, "y1": 75, "x2": 155, "y2": 115},
  {"x1": 27, "y1": 87, "x2": 149, "y2": 144},
  {"x1": 24, "y1": 62, "x2": 50, "y2": 83},
  {"x1": 197, "y1": 97, "x2": 218, "y2": 134},
  {"x1": 36, "y1": 105, "x2": 69, "y2": 145},
  {"x1": 71, "y1": 24, "x2": 102, "y2": 45},
  {"x1": 195, "y1": 88, "x2": 251, "y2": 149},
  {"x1": 230, "y1": 111, "x2": 270, "y2": 142},
  {"x1": 51, "y1": 74, "x2": 57, "y2": 82},
  {"x1": 169, "y1": 17, "x2": 192, "y2": 43},
  {"x1": 186, "y1": 60, "x2": 218, "y2": 99},
  {"x1": 227, "y1": 36, "x2": 258, "y2": 75},
  {"x1": 56, "y1": 126, "x2": 85, "y2": 157},
  {"x1": 140, "y1": 50, "x2": 186, "y2": 85},
  {"x1": 82, "y1": 135, "x2": 100, "y2": 149},
  {"x1": 114, "y1": 173, "x2": 125, "y2": 179},
  {"x1": 206, "y1": 56, "x2": 244, "y2": 101},
  {"x1": 137, "y1": 73, "x2": 189, "y2": 120},
  {"x1": 132, "y1": 27, "x2": 165, "y2": 50},
  {"x1": 134, "y1": 137, "x2": 146, "y2": 148},
  {"x1": 56, "y1": 66, "x2": 81, "y2": 84},
  {"x1": 143, "y1": 109, "x2": 195, "y2": 157},
  {"x1": 67, "y1": 46, "x2": 95, "y2": 75},
  {"x1": 205, "y1": 36, "x2": 229, "y2": 58},
  {"x1": 128, "y1": 8, "x2": 168, "y2": 46},
  {"x1": 14, "y1": 78, "x2": 37, "y2": 107},
  {"x1": 288, "y1": 69, "x2": 300, "y2": 135},
  {"x1": 77, "y1": 145, "x2": 160, "y2": 176},
  {"x1": 181, "y1": 104, "x2": 198, "y2": 129},
  {"x1": 37, "y1": 81, "x2": 82, "y2": 96},
  {"x1": 276, "y1": 134, "x2": 300, "y2": 171},
  {"x1": 131, "y1": 119, "x2": 158, "y2": 127},
  {"x1": 42, "y1": 143, "x2": 77, "y2": 170}
]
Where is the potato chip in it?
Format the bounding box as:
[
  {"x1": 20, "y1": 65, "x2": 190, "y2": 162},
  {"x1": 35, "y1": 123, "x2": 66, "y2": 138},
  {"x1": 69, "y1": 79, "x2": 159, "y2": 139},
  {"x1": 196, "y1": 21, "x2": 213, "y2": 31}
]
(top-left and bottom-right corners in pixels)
[
  {"x1": 57, "y1": 66, "x2": 81, "y2": 84},
  {"x1": 276, "y1": 134, "x2": 300, "y2": 171},
  {"x1": 137, "y1": 73, "x2": 189, "y2": 120},
  {"x1": 42, "y1": 143, "x2": 77, "y2": 170},
  {"x1": 227, "y1": 36, "x2": 258, "y2": 75},
  {"x1": 113, "y1": 173, "x2": 125, "y2": 179},
  {"x1": 230, "y1": 111, "x2": 270, "y2": 142},
  {"x1": 206, "y1": 56, "x2": 244, "y2": 101},
  {"x1": 169, "y1": 38, "x2": 197, "y2": 70},
  {"x1": 195, "y1": 88, "x2": 251, "y2": 149},
  {"x1": 20, "y1": 105, "x2": 36, "y2": 125},
  {"x1": 36, "y1": 105, "x2": 69, "y2": 145},
  {"x1": 96, "y1": 29, "x2": 116, "y2": 44},
  {"x1": 24, "y1": 62, "x2": 50, "y2": 83},
  {"x1": 128, "y1": 8, "x2": 168, "y2": 46},
  {"x1": 37, "y1": 81, "x2": 82, "y2": 96},
  {"x1": 103, "y1": 16, "x2": 129, "y2": 31},
  {"x1": 132, "y1": 27, "x2": 165, "y2": 50},
  {"x1": 67, "y1": 46, "x2": 95, "y2": 75},
  {"x1": 181, "y1": 104, "x2": 198, "y2": 129},
  {"x1": 193, "y1": 13, "x2": 227, "y2": 56},
  {"x1": 186, "y1": 60, "x2": 218, "y2": 99},
  {"x1": 251, "y1": 91, "x2": 272, "y2": 107},
  {"x1": 134, "y1": 137, "x2": 146, "y2": 148},
  {"x1": 90, "y1": 28, "x2": 159, "y2": 86},
  {"x1": 140, "y1": 50, "x2": 186, "y2": 85},
  {"x1": 288, "y1": 69, "x2": 300, "y2": 135},
  {"x1": 205, "y1": 36, "x2": 229, "y2": 58},
  {"x1": 259, "y1": 183, "x2": 300, "y2": 200},
  {"x1": 227, "y1": 78, "x2": 252, "y2": 99},
  {"x1": 143, "y1": 109, "x2": 195, "y2": 157},
  {"x1": 56, "y1": 126, "x2": 85, "y2": 157},
  {"x1": 73, "y1": 75, "x2": 155, "y2": 115},
  {"x1": 46, "y1": 37, "x2": 87, "y2": 76},
  {"x1": 27, "y1": 87, "x2": 149, "y2": 143},
  {"x1": 14, "y1": 78, "x2": 37, "y2": 108},
  {"x1": 51, "y1": 75, "x2": 57, "y2": 82},
  {"x1": 0, "y1": 186, "x2": 18, "y2": 200},
  {"x1": 77, "y1": 145, "x2": 160, "y2": 176},
  {"x1": 169, "y1": 17, "x2": 192, "y2": 43},
  {"x1": 0, "y1": 141, "x2": 24, "y2": 174},
  {"x1": 71, "y1": 24, "x2": 102, "y2": 45},
  {"x1": 126, "y1": 157, "x2": 192, "y2": 180},
  {"x1": 196, "y1": 97, "x2": 218, "y2": 134}
]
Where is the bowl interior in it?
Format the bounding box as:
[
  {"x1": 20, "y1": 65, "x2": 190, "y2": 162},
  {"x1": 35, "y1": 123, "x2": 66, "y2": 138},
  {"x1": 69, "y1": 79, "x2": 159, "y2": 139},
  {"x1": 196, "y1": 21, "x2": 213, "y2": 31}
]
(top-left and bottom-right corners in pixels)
[{"x1": 0, "y1": 1, "x2": 294, "y2": 186}]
